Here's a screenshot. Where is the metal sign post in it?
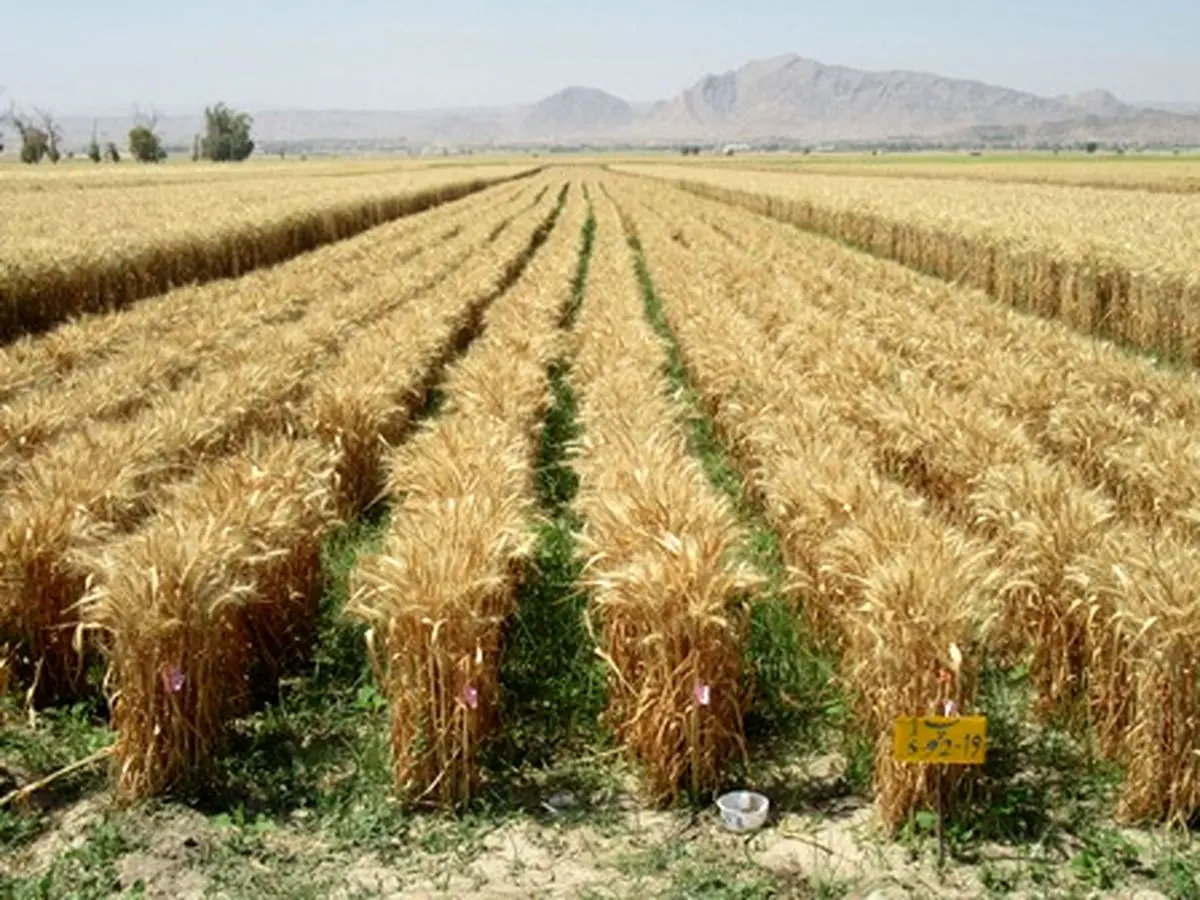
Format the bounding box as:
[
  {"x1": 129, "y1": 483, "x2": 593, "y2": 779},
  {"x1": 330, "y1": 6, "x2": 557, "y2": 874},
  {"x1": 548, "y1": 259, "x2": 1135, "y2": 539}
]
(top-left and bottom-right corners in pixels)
[{"x1": 892, "y1": 715, "x2": 988, "y2": 870}]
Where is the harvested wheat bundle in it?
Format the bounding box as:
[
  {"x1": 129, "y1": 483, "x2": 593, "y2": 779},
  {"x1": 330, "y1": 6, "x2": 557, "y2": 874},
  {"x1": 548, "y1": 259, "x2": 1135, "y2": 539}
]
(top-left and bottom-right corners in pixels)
[
  {"x1": 76, "y1": 437, "x2": 339, "y2": 799},
  {"x1": 572, "y1": 193, "x2": 755, "y2": 803}
]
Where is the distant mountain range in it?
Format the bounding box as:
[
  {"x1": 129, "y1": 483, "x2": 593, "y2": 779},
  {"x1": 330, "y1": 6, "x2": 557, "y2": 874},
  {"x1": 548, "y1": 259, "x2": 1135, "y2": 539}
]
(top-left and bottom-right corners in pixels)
[{"x1": 43, "y1": 54, "x2": 1200, "y2": 153}]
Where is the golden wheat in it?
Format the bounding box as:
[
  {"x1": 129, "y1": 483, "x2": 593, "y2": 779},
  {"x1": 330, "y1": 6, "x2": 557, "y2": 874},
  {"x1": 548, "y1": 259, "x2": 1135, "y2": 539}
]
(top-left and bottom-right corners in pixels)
[
  {"x1": 304, "y1": 181, "x2": 565, "y2": 517},
  {"x1": 621, "y1": 175, "x2": 1200, "y2": 825},
  {"x1": 76, "y1": 436, "x2": 339, "y2": 798},
  {"x1": 0, "y1": 180, "x2": 541, "y2": 482},
  {"x1": 0, "y1": 184, "x2": 556, "y2": 702},
  {"x1": 618, "y1": 164, "x2": 1200, "y2": 364},
  {"x1": 347, "y1": 183, "x2": 586, "y2": 806},
  {"x1": 0, "y1": 178, "x2": 535, "y2": 406},
  {"x1": 42, "y1": 180, "x2": 565, "y2": 797},
  {"x1": 611, "y1": 176, "x2": 999, "y2": 828},
  {"x1": 0, "y1": 164, "x2": 536, "y2": 341},
  {"x1": 569, "y1": 188, "x2": 756, "y2": 803},
  {"x1": 0, "y1": 181, "x2": 547, "y2": 489},
  {"x1": 701, "y1": 156, "x2": 1200, "y2": 194}
]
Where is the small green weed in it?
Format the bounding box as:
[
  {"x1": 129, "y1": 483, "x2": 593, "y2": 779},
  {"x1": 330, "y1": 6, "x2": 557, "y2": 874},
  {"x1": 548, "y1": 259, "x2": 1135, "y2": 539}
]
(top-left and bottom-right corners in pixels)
[
  {"x1": 1072, "y1": 827, "x2": 1141, "y2": 891},
  {"x1": 491, "y1": 201, "x2": 609, "y2": 800}
]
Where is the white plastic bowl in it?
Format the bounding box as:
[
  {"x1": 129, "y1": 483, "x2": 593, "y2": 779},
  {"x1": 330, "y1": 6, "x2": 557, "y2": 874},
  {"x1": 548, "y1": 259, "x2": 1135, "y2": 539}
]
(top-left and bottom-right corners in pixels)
[{"x1": 715, "y1": 790, "x2": 770, "y2": 832}]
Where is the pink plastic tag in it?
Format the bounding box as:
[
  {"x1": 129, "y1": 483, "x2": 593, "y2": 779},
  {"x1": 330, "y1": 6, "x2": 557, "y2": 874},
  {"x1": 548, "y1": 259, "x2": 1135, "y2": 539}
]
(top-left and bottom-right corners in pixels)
[
  {"x1": 695, "y1": 683, "x2": 711, "y2": 707},
  {"x1": 463, "y1": 685, "x2": 479, "y2": 710},
  {"x1": 162, "y1": 664, "x2": 185, "y2": 695}
]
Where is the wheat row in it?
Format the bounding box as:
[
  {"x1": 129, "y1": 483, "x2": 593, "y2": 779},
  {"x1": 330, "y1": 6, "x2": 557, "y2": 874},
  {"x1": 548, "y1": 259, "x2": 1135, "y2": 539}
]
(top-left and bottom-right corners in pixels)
[
  {"x1": 618, "y1": 164, "x2": 1200, "y2": 365},
  {"x1": 0, "y1": 183, "x2": 562, "y2": 707},
  {"x1": 568, "y1": 187, "x2": 756, "y2": 802},
  {"x1": 655, "y1": 186, "x2": 1200, "y2": 824},
  {"x1": 710, "y1": 156, "x2": 1200, "y2": 195},
  {"x1": 0, "y1": 177, "x2": 547, "y2": 406},
  {"x1": 347, "y1": 183, "x2": 588, "y2": 807},
  {"x1": 0, "y1": 158, "x2": 448, "y2": 194},
  {"x1": 633, "y1": 175, "x2": 1200, "y2": 547},
  {"x1": 619, "y1": 177, "x2": 1200, "y2": 825},
  {"x1": 0, "y1": 181, "x2": 544, "y2": 485},
  {"x1": 612, "y1": 181, "x2": 993, "y2": 828},
  {"x1": 55, "y1": 181, "x2": 569, "y2": 798},
  {"x1": 0, "y1": 164, "x2": 537, "y2": 341}
]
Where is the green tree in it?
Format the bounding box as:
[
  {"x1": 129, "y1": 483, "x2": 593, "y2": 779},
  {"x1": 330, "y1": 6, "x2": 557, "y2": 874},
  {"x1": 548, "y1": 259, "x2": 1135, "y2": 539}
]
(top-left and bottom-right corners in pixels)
[
  {"x1": 105, "y1": 141, "x2": 121, "y2": 163},
  {"x1": 10, "y1": 110, "x2": 49, "y2": 164},
  {"x1": 191, "y1": 133, "x2": 201, "y2": 162},
  {"x1": 8, "y1": 106, "x2": 62, "y2": 164},
  {"x1": 87, "y1": 124, "x2": 102, "y2": 163},
  {"x1": 36, "y1": 109, "x2": 62, "y2": 163},
  {"x1": 200, "y1": 102, "x2": 254, "y2": 162},
  {"x1": 17, "y1": 127, "x2": 48, "y2": 163},
  {"x1": 1085, "y1": 141, "x2": 1099, "y2": 154},
  {"x1": 128, "y1": 120, "x2": 166, "y2": 163}
]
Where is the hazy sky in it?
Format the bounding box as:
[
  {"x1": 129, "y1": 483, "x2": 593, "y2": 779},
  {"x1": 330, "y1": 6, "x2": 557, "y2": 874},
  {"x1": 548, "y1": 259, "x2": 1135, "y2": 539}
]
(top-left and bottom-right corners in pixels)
[{"x1": 6, "y1": 0, "x2": 1199, "y2": 114}]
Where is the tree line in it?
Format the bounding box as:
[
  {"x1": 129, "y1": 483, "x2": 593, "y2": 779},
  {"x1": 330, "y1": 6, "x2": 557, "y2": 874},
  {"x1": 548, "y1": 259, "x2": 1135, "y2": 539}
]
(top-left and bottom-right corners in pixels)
[{"x1": 0, "y1": 93, "x2": 256, "y2": 164}]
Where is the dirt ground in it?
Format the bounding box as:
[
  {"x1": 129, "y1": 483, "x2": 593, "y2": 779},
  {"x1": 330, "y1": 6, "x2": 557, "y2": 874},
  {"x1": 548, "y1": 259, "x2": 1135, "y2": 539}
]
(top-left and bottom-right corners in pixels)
[{"x1": 3, "y1": 760, "x2": 1188, "y2": 899}]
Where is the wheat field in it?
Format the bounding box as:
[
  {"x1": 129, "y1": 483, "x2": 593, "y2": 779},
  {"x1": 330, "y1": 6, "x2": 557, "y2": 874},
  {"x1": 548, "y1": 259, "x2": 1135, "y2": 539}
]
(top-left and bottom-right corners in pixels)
[
  {"x1": 3, "y1": 157, "x2": 1200, "y2": 896},
  {"x1": 619, "y1": 163, "x2": 1200, "y2": 366}
]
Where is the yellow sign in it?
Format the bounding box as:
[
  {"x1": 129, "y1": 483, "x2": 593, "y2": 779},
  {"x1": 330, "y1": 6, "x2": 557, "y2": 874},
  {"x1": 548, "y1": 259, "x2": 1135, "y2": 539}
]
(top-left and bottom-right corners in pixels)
[{"x1": 892, "y1": 716, "x2": 987, "y2": 765}]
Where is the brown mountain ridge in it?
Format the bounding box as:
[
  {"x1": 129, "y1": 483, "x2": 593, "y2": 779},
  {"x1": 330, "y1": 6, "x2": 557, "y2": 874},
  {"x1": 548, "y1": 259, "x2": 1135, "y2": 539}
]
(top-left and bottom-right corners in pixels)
[{"x1": 48, "y1": 54, "x2": 1200, "y2": 152}]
